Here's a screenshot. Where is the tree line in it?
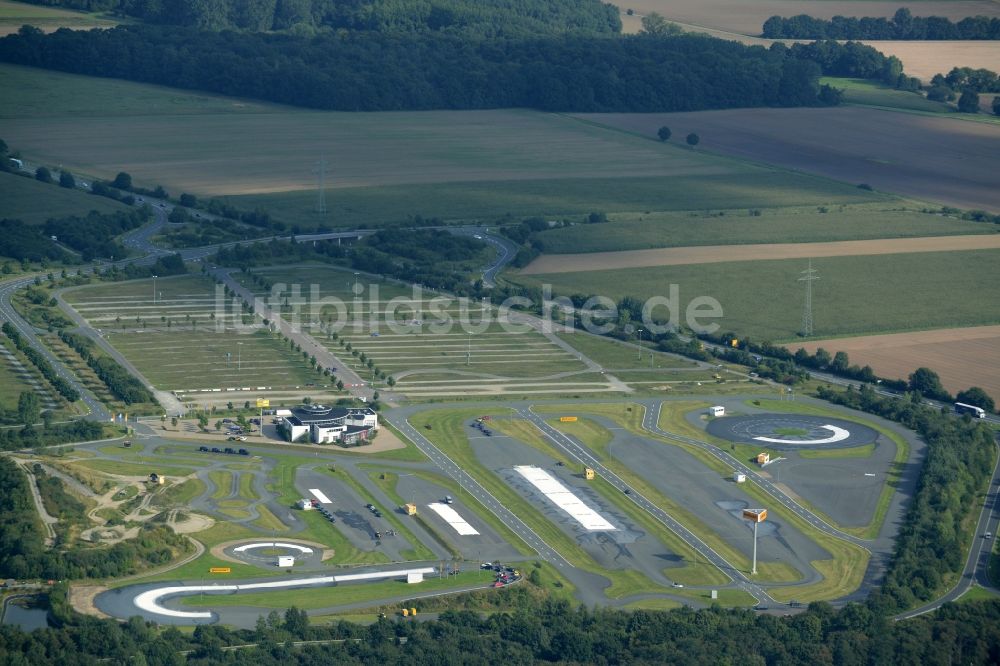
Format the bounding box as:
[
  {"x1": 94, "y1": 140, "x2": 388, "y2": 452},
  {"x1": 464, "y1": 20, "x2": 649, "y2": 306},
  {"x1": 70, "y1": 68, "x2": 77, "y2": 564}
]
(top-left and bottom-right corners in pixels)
[
  {"x1": 58, "y1": 331, "x2": 156, "y2": 405},
  {"x1": 0, "y1": 26, "x2": 863, "y2": 112},
  {"x1": 2, "y1": 586, "x2": 1000, "y2": 664},
  {"x1": 2, "y1": 322, "x2": 80, "y2": 402},
  {"x1": 763, "y1": 7, "x2": 1000, "y2": 40},
  {"x1": 15, "y1": 0, "x2": 622, "y2": 36}
]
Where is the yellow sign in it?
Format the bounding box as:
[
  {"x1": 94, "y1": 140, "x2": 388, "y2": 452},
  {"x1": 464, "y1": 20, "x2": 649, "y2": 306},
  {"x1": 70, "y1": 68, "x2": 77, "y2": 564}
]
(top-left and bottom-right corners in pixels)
[
  {"x1": 559, "y1": 416, "x2": 578, "y2": 422},
  {"x1": 730, "y1": 339, "x2": 739, "y2": 348},
  {"x1": 256, "y1": 398, "x2": 270, "y2": 408},
  {"x1": 210, "y1": 567, "x2": 231, "y2": 574}
]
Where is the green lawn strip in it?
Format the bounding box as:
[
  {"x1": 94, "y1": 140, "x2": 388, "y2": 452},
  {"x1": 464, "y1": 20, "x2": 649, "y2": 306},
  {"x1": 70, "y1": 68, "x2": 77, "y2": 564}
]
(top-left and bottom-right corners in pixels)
[
  {"x1": 218, "y1": 508, "x2": 251, "y2": 519},
  {"x1": 251, "y1": 503, "x2": 286, "y2": 532},
  {"x1": 181, "y1": 570, "x2": 493, "y2": 609},
  {"x1": 208, "y1": 470, "x2": 233, "y2": 501},
  {"x1": 238, "y1": 472, "x2": 258, "y2": 500},
  {"x1": 493, "y1": 416, "x2": 726, "y2": 586},
  {"x1": 543, "y1": 417, "x2": 613, "y2": 460},
  {"x1": 98, "y1": 442, "x2": 145, "y2": 456},
  {"x1": 73, "y1": 459, "x2": 193, "y2": 478},
  {"x1": 956, "y1": 585, "x2": 1000, "y2": 604},
  {"x1": 359, "y1": 464, "x2": 534, "y2": 558},
  {"x1": 555, "y1": 331, "x2": 696, "y2": 370},
  {"x1": 267, "y1": 455, "x2": 386, "y2": 566},
  {"x1": 541, "y1": 402, "x2": 868, "y2": 593},
  {"x1": 158, "y1": 478, "x2": 206, "y2": 506},
  {"x1": 409, "y1": 407, "x2": 673, "y2": 598},
  {"x1": 797, "y1": 443, "x2": 876, "y2": 459},
  {"x1": 317, "y1": 467, "x2": 435, "y2": 561},
  {"x1": 751, "y1": 399, "x2": 909, "y2": 540},
  {"x1": 620, "y1": 598, "x2": 683, "y2": 611}
]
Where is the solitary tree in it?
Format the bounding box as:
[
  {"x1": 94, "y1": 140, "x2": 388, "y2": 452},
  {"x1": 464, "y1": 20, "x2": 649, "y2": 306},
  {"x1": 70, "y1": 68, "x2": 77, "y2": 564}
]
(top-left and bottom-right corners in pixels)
[
  {"x1": 113, "y1": 171, "x2": 133, "y2": 190},
  {"x1": 686, "y1": 133, "x2": 700, "y2": 147},
  {"x1": 35, "y1": 166, "x2": 52, "y2": 183},
  {"x1": 18, "y1": 391, "x2": 39, "y2": 425},
  {"x1": 641, "y1": 12, "x2": 681, "y2": 36},
  {"x1": 59, "y1": 170, "x2": 76, "y2": 189},
  {"x1": 955, "y1": 387, "x2": 995, "y2": 413},
  {"x1": 657, "y1": 126, "x2": 672, "y2": 142},
  {"x1": 957, "y1": 89, "x2": 980, "y2": 113},
  {"x1": 908, "y1": 367, "x2": 950, "y2": 401}
]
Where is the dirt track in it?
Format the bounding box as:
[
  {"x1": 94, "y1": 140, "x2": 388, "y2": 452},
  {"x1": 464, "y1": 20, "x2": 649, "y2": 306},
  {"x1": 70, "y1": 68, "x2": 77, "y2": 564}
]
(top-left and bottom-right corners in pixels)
[
  {"x1": 574, "y1": 106, "x2": 1000, "y2": 213},
  {"x1": 521, "y1": 234, "x2": 1000, "y2": 274},
  {"x1": 790, "y1": 326, "x2": 1000, "y2": 401}
]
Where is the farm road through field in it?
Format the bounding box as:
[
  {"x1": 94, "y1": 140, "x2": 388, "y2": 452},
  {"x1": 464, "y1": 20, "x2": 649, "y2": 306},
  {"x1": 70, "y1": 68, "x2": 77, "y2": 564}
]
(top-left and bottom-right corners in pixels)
[
  {"x1": 575, "y1": 106, "x2": 1000, "y2": 213},
  {"x1": 520, "y1": 234, "x2": 1000, "y2": 275}
]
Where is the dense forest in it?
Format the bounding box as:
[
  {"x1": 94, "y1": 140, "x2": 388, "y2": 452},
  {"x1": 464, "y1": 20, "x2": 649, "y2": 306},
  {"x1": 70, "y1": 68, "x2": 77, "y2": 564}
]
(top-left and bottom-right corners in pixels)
[
  {"x1": 213, "y1": 230, "x2": 489, "y2": 293},
  {"x1": 0, "y1": 26, "x2": 883, "y2": 112},
  {"x1": 763, "y1": 7, "x2": 1000, "y2": 39},
  {"x1": 15, "y1": 0, "x2": 622, "y2": 35}
]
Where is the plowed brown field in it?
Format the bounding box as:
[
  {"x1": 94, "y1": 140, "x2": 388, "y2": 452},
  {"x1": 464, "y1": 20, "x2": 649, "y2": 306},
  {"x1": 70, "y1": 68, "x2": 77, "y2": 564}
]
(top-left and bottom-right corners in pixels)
[
  {"x1": 574, "y1": 107, "x2": 1000, "y2": 212},
  {"x1": 790, "y1": 326, "x2": 1000, "y2": 401},
  {"x1": 520, "y1": 234, "x2": 1000, "y2": 274}
]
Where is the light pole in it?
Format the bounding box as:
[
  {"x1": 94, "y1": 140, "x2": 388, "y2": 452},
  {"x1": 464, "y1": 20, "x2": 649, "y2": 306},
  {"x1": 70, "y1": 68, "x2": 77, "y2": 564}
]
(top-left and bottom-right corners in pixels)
[
  {"x1": 152, "y1": 275, "x2": 157, "y2": 303},
  {"x1": 237, "y1": 342, "x2": 243, "y2": 372},
  {"x1": 636, "y1": 328, "x2": 644, "y2": 361},
  {"x1": 467, "y1": 333, "x2": 472, "y2": 366}
]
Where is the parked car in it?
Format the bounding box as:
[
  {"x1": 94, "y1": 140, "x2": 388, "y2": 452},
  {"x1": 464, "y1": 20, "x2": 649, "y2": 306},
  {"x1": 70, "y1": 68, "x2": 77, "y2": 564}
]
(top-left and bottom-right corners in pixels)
[
  {"x1": 238, "y1": 449, "x2": 249, "y2": 455},
  {"x1": 198, "y1": 446, "x2": 209, "y2": 452}
]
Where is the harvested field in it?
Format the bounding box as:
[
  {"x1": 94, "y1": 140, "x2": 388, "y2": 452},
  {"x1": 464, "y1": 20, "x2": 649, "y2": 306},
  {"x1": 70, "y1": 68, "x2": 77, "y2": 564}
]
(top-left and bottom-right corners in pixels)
[
  {"x1": 521, "y1": 234, "x2": 1000, "y2": 274},
  {"x1": 615, "y1": 0, "x2": 1000, "y2": 37},
  {"x1": 791, "y1": 326, "x2": 1000, "y2": 402},
  {"x1": 575, "y1": 107, "x2": 1000, "y2": 212}
]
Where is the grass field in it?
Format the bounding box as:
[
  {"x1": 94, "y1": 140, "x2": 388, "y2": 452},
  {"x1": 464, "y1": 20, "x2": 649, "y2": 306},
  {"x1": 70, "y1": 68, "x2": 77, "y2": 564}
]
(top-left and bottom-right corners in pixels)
[
  {"x1": 0, "y1": 338, "x2": 57, "y2": 411},
  {"x1": 239, "y1": 265, "x2": 622, "y2": 396},
  {"x1": 180, "y1": 570, "x2": 495, "y2": 610},
  {"x1": 515, "y1": 248, "x2": 1000, "y2": 341},
  {"x1": 0, "y1": 0, "x2": 117, "y2": 36},
  {"x1": 0, "y1": 170, "x2": 128, "y2": 226},
  {"x1": 64, "y1": 275, "x2": 328, "y2": 393},
  {"x1": 533, "y1": 204, "x2": 995, "y2": 254},
  {"x1": 1, "y1": 63, "x2": 901, "y2": 232}
]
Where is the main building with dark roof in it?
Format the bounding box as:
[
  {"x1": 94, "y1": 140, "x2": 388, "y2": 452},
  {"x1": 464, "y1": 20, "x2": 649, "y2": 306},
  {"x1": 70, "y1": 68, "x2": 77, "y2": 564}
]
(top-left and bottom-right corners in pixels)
[{"x1": 278, "y1": 404, "x2": 378, "y2": 445}]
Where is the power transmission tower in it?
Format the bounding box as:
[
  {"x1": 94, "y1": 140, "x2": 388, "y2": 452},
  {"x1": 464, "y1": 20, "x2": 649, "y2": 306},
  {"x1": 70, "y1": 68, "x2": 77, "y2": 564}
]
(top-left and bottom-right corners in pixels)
[
  {"x1": 798, "y1": 260, "x2": 819, "y2": 337},
  {"x1": 313, "y1": 157, "x2": 328, "y2": 215}
]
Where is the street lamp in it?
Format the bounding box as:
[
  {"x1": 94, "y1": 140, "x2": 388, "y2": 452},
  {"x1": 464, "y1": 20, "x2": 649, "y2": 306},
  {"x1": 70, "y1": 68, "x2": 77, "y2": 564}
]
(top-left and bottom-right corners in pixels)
[
  {"x1": 152, "y1": 275, "x2": 157, "y2": 303},
  {"x1": 237, "y1": 342, "x2": 244, "y2": 372},
  {"x1": 636, "y1": 328, "x2": 644, "y2": 360}
]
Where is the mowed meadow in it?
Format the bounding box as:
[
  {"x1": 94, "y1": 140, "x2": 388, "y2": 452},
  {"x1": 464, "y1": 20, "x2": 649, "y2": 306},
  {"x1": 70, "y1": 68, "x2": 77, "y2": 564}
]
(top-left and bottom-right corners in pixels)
[
  {"x1": 1, "y1": 63, "x2": 898, "y2": 230},
  {"x1": 512, "y1": 249, "x2": 1000, "y2": 341}
]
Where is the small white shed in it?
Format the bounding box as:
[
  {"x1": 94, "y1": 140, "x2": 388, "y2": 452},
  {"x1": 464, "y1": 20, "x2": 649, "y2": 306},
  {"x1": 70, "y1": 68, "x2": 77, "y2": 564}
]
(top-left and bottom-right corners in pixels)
[
  {"x1": 278, "y1": 556, "x2": 295, "y2": 568},
  {"x1": 710, "y1": 405, "x2": 725, "y2": 417}
]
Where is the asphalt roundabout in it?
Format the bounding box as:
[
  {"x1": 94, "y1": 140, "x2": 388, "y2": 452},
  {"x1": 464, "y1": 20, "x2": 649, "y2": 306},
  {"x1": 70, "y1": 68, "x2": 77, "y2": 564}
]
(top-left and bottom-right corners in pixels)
[{"x1": 706, "y1": 414, "x2": 878, "y2": 450}]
